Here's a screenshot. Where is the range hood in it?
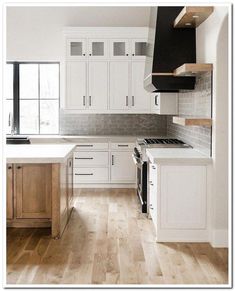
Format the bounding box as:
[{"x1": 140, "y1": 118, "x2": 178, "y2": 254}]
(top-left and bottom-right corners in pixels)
[{"x1": 144, "y1": 7, "x2": 196, "y2": 92}]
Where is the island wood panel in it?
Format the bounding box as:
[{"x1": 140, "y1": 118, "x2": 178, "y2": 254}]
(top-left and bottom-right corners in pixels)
[
  {"x1": 52, "y1": 160, "x2": 73, "y2": 239},
  {"x1": 7, "y1": 164, "x2": 14, "y2": 220},
  {"x1": 15, "y1": 164, "x2": 52, "y2": 219},
  {"x1": 174, "y1": 6, "x2": 214, "y2": 28}
]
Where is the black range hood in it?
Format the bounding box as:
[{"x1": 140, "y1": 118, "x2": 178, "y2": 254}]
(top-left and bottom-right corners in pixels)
[{"x1": 144, "y1": 7, "x2": 196, "y2": 92}]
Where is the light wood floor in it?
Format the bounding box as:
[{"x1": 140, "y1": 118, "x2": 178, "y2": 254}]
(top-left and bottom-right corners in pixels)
[{"x1": 7, "y1": 188, "x2": 228, "y2": 285}]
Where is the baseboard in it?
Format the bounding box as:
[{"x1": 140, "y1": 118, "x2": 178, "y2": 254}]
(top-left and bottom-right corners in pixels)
[
  {"x1": 157, "y1": 229, "x2": 209, "y2": 242},
  {"x1": 73, "y1": 183, "x2": 136, "y2": 188},
  {"x1": 210, "y1": 229, "x2": 228, "y2": 248}
]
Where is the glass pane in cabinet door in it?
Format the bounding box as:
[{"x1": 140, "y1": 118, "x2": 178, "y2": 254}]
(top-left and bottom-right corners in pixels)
[
  {"x1": 20, "y1": 100, "x2": 39, "y2": 134},
  {"x1": 40, "y1": 64, "x2": 59, "y2": 99},
  {"x1": 92, "y1": 42, "x2": 104, "y2": 56},
  {"x1": 40, "y1": 100, "x2": 59, "y2": 134},
  {"x1": 135, "y1": 42, "x2": 147, "y2": 56},
  {"x1": 19, "y1": 64, "x2": 38, "y2": 99},
  {"x1": 113, "y1": 42, "x2": 126, "y2": 56},
  {"x1": 70, "y1": 42, "x2": 83, "y2": 56},
  {"x1": 5, "y1": 64, "x2": 13, "y2": 99}
]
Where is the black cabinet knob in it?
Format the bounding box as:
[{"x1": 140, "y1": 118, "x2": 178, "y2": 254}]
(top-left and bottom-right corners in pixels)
[
  {"x1": 132, "y1": 54, "x2": 135, "y2": 56},
  {"x1": 89, "y1": 53, "x2": 92, "y2": 56},
  {"x1": 17, "y1": 166, "x2": 21, "y2": 169},
  {"x1": 8, "y1": 166, "x2": 12, "y2": 170},
  {"x1": 83, "y1": 53, "x2": 86, "y2": 56},
  {"x1": 126, "y1": 53, "x2": 129, "y2": 56}
]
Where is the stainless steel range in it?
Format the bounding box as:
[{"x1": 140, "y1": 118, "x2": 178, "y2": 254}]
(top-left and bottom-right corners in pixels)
[{"x1": 132, "y1": 138, "x2": 191, "y2": 213}]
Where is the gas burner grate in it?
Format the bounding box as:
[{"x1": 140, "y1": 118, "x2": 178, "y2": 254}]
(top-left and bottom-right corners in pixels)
[{"x1": 144, "y1": 138, "x2": 185, "y2": 145}]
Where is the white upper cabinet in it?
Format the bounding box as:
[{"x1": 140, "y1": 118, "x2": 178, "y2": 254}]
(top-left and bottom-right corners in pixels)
[
  {"x1": 110, "y1": 61, "x2": 129, "y2": 110},
  {"x1": 88, "y1": 39, "x2": 108, "y2": 59},
  {"x1": 88, "y1": 61, "x2": 108, "y2": 110},
  {"x1": 63, "y1": 27, "x2": 149, "y2": 113},
  {"x1": 66, "y1": 61, "x2": 87, "y2": 109},
  {"x1": 67, "y1": 39, "x2": 86, "y2": 59},
  {"x1": 131, "y1": 39, "x2": 147, "y2": 59},
  {"x1": 110, "y1": 39, "x2": 130, "y2": 59},
  {"x1": 131, "y1": 61, "x2": 150, "y2": 112}
]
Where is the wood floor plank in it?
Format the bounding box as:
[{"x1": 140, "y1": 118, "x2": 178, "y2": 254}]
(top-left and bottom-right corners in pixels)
[{"x1": 7, "y1": 188, "x2": 229, "y2": 285}]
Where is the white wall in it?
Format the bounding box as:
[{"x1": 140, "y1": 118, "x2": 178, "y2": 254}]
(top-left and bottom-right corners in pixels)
[
  {"x1": 197, "y1": 6, "x2": 229, "y2": 247},
  {"x1": 6, "y1": 6, "x2": 150, "y2": 61}
]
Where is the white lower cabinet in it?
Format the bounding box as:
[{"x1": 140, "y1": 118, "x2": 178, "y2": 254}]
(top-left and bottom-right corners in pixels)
[
  {"x1": 74, "y1": 167, "x2": 109, "y2": 183},
  {"x1": 149, "y1": 162, "x2": 209, "y2": 242},
  {"x1": 73, "y1": 142, "x2": 136, "y2": 186},
  {"x1": 110, "y1": 151, "x2": 136, "y2": 182}
]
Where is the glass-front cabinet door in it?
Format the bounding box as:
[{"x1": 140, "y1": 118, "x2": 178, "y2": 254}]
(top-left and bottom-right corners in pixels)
[
  {"x1": 110, "y1": 39, "x2": 129, "y2": 59},
  {"x1": 67, "y1": 39, "x2": 86, "y2": 59},
  {"x1": 131, "y1": 39, "x2": 147, "y2": 59},
  {"x1": 88, "y1": 39, "x2": 108, "y2": 58}
]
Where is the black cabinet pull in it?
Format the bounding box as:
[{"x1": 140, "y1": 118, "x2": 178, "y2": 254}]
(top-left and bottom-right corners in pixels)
[
  {"x1": 155, "y1": 95, "x2": 159, "y2": 106},
  {"x1": 75, "y1": 157, "x2": 93, "y2": 160},
  {"x1": 77, "y1": 144, "x2": 93, "y2": 147},
  {"x1": 118, "y1": 144, "x2": 128, "y2": 147},
  {"x1": 75, "y1": 173, "x2": 93, "y2": 176},
  {"x1": 8, "y1": 166, "x2": 12, "y2": 170},
  {"x1": 111, "y1": 155, "x2": 114, "y2": 165},
  {"x1": 17, "y1": 166, "x2": 21, "y2": 169}
]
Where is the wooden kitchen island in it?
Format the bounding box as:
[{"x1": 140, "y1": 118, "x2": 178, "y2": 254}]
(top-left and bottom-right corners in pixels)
[{"x1": 6, "y1": 144, "x2": 75, "y2": 239}]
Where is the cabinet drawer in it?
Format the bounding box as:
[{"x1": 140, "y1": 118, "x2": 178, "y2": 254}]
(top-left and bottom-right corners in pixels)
[
  {"x1": 73, "y1": 151, "x2": 109, "y2": 166},
  {"x1": 75, "y1": 143, "x2": 109, "y2": 151},
  {"x1": 110, "y1": 142, "x2": 135, "y2": 150},
  {"x1": 74, "y1": 167, "x2": 109, "y2": 183}
]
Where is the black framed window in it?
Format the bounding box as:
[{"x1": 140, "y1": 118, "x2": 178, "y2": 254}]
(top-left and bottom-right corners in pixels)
[{"x1": 6, "y1": 62, "x2": 59, "y2": 135}]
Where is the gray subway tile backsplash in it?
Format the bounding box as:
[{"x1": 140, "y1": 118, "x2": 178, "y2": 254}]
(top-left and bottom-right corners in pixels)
[
  {"x1": 167, "y1": 72, "x2": 212, "y2": 156},
  {"x1": 60, "y1": 113, "x2": 167, "y2": 136}
]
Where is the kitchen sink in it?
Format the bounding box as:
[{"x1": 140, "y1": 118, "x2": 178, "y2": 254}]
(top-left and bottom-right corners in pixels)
[{"x1": 6, "y1": 136, "x2": 31, "y2": 144}]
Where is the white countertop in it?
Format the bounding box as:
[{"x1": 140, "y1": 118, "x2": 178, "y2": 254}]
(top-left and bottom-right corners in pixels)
[
  {"x1": 146, "y1": 148, "x2": 212, "y2": 164},
  {"x1": 6, "y1": 144, "x2": 76, "y2": 164}
]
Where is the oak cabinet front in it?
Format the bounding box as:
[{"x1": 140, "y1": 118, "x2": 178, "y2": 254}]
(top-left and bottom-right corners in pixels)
[{"x1": 15, "y1": 164, "x2": 52, "y2": 219}]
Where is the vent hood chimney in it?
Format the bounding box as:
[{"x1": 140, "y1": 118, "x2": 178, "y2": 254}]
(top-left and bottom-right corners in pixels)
[{"x1": 144, "y1": 7, "x2": 196, "y2": 92}]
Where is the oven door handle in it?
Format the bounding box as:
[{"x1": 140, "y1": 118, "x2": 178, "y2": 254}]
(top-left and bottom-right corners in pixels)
[{"x1": 132, "y1": 154, "x2": 142, "y2": 166}]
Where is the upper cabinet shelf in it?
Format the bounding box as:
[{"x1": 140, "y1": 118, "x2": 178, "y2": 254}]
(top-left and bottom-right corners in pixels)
[
  {"x1": 174, "y1": 6, "x2": 214, "y2": 28},
  {"x1": 174, "y1": 63, "x2": 213, "y2": 76}
]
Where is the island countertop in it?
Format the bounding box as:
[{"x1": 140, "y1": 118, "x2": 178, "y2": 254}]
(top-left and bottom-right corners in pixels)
[
  {"x1": 6, "y1": 144, "x2": 76, "y2": 163},
  {"x1": 146, "y1": 148, "x2": 212, "y2": 164}
]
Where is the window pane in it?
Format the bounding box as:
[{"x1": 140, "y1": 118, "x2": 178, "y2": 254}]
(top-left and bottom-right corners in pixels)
[
  {"x1": 20, "y1": 64, "x2": 38, "y2": 99},
  {"x1": 40, "y1": 64, "x2": 59, "y2": 99},
  {"x1": 6, "y1": 99, "x2": 13, "y2": 134},
  {"x1": 20, "y1": 100, "x2": 39, "y2": 134},
  {"x1": 5, "y1": 64, "x2": 14, "y2": 99},
  {"x1": 40, "y1": 100, "x2": 59, "y2": 134}
]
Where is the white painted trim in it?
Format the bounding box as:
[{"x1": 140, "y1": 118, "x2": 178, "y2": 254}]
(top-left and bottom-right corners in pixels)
[
  {"x1": 157, "y1": 229, "x2": 209, "y2": 243},
  {"x1": 73, "y1": 183, "x2": 136, "y2": 189},
  {"x1": 63, "y1": 27, "x2": 148, "y2": 38},
  {"x1": 210, "y1": 229, "x2": 228, "y2": 248}
]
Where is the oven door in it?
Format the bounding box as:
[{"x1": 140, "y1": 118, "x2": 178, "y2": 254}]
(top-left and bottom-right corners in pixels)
[{"x1": 132, "y1": 153, "x2": 147, "y2": 213}]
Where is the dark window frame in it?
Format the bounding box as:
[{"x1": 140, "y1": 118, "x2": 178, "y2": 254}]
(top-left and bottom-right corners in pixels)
[{"x1": 7, "y1": 61, "x2": 60, "y2": 135}]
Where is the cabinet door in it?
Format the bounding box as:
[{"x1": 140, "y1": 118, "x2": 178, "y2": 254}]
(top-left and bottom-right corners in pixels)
[
  {"x1": 66, "y1": 61, "x2": 87, "y2": 109},
  {"x1": 88, "y1": 39, "x2": 108, "y2": 59},
  {"x1": 131, "y1": 39, "x2": 147, "y2": 59},
  {"x1": 131, "y1": 61, "x2": 150, "y2": 111},
  {"x1": 110, "y1": 61, "x2": 129, "y2": 110},
  {"x1": 161, "y1": 165, "x2": 207, "y2": 229},
  {"x1": 15, "y1": 164, "x2": 52, "y2": 219},
  {"x1": 67, "y1": 38, "x2": 86, "y2": 59},
  {"x1": 7, "y1": 164, "x2": 13, "y2": 220},
  {"x1": 110, "y1": 151, "x2": 136, "y2": 182},
  {"x1": 88, "y1": 61, "x2": 108, "y2": 110},
  {"x1": 110, "y1": 39, "x2": 129, "y2": 59}
]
